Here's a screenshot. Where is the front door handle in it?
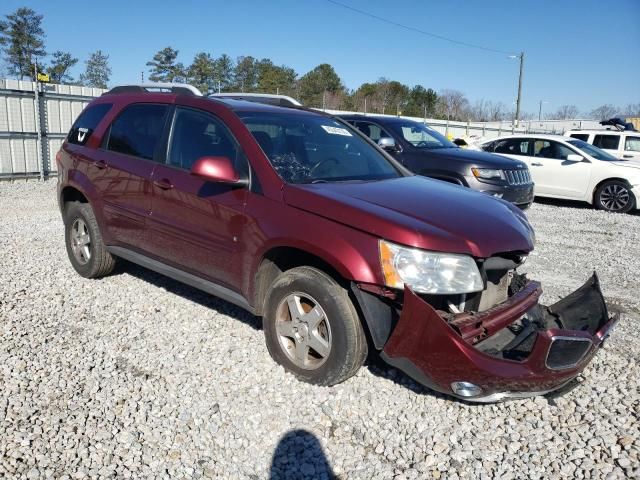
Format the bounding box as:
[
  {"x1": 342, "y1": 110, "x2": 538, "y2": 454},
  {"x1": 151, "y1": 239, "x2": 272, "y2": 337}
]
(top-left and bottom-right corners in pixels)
[
  {"x1": 92, "y1": 160, "x2": 107, "y2": 169},
  {"x1": 531, "y1": 162, "x2": 543, "y2": 166},
  {"x1": 153, "y1": 178, "x2": 174, "y2": 190},
  {"x1": 623, "y1": 154, "x2": 633, "y2": 159}
]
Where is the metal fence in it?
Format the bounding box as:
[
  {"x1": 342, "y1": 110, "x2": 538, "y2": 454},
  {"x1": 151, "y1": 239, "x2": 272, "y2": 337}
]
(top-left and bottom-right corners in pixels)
[
  {"x1": 0, "y1": 79, "x2": 105, "y2": 179},
  {"x1": 0, "y1": 79, "x2": 562, "y2": 180}
]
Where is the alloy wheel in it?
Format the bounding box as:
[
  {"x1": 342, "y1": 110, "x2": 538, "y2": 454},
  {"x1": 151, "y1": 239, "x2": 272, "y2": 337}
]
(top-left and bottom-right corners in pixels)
[
  {"x1": 70, "y1": 218, "x2": 91, "y2": 265},
  {"x1": 600, "y1": 184, "x2": 630, "y2": 212},
  {"x1": 275, "y1": 292, "x2": 332, "y2": 370}
]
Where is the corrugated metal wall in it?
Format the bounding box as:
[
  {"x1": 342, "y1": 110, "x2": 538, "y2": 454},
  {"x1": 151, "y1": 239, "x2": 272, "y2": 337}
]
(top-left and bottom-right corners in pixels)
[{"x1": 0, "y1": 79, "x2": 105, "y2": 179}]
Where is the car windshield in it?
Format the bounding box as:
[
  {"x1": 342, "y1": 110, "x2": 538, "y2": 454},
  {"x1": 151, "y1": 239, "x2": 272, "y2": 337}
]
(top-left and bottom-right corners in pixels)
[
  {"x1": 390, "y1": 122, "x2": 457, "y2": 149},
  {"x1": 567, "y1": 139, "x2": 618, "y2": 161},
  {"x1": 239, "y1": 112, "x2": 402, "y2": 184}
]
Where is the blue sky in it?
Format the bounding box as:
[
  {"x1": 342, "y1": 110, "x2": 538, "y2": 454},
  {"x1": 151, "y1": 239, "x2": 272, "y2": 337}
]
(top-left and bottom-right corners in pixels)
[{"x1": 2, "y1": 0, "x2": 639, "y2": 115}]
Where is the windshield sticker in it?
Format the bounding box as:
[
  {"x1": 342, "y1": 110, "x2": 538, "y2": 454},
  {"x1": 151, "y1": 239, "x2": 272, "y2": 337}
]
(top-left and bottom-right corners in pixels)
[{"x1": 321, "y1": 125, "x2": 352, "y2": 136}]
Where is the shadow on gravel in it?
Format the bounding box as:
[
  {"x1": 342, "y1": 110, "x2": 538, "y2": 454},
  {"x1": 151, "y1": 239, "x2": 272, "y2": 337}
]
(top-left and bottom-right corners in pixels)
[
  {"x1": 269, "y1": 429, "x2": 335, "y2": 480},
  {"x1": 533, "y1": 196, "x2": 640, "y2": 216},
  {"x1": 113, "y1": 260, "x2": 262, "y2": 330}
]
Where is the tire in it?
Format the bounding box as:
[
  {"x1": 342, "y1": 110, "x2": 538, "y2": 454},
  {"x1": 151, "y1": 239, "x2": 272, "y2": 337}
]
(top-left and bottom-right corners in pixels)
[
  {"x1": 263, "y1": 266, "x2": 368, "y2": 386},
  {"x1": 64, "y1": 201, "x2": 116, "y2": 278},
  {"x1": 594, "y1": 180, "x2": 636, "y2": 213}
]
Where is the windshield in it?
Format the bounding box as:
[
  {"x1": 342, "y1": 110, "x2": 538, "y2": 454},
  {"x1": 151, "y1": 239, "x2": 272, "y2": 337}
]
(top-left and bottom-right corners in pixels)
[
  {"x1": 390, "y1": 122, "x2": 457, "y2": 149},
  {"x1": 567, "y1": 139, "x2": 619, "y2": 161},
  {"x1": 239, "y1": 112, "x2": 402, "y2": 184}
]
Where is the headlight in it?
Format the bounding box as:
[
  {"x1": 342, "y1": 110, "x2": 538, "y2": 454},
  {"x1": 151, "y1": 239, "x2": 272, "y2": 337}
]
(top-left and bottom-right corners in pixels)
[
  {"x1": 379, "y1": 240, "x2": 484, "y2": 294},
  {"x1": 472, "y1": 168, "x2": 505, "y2": 180}
]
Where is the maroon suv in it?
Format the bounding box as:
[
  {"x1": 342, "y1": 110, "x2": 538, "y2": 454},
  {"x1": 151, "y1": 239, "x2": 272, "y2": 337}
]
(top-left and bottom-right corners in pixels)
[{"x1": 56, "y1": 84, "x2": 617, "y2": 402}]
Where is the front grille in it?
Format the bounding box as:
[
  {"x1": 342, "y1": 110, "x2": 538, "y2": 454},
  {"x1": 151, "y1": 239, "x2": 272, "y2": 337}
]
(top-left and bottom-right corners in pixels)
[
  {"x1": 546, "y1": 337, "x2": 592, "y2": 370},
  {"x1": 504, "y1": 169, "x2": 532, "y2": 186}
]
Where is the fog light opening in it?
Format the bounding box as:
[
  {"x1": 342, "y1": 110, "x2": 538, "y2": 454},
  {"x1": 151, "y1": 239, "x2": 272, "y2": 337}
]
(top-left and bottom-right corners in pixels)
[{"x1": 451, "y1": 381, "x2": 483, "y2": 397}]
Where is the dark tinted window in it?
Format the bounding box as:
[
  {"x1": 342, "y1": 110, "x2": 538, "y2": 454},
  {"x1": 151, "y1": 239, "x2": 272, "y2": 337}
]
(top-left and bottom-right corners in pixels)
[
  {"x1": 168, "y1": 108, "x2": 241, "y2": 171},
  {"x1": 593, "y1": 134, "x2": 620, "y2": 150},
  {"x1": 106, "y1": 104, "x2": 169, "y2": 160},
  {"x1": 533, "y1": 140, "x2": 575, "y2": 160},
  {"x1": 67, "y1": 103, "x2": 112, "y2": 145},
  {"x1": 569, "y1": 133, "x2": 590, "y2": 142},
  {"x1": 493, "y1": 138, "x2": 531, "y2": 156},
  {"x1": 354, "y1": 121, "x2": 393, "y2": 142},
  {"x1": 625, "y1": 136, "x2": 640, "y2": 152}
]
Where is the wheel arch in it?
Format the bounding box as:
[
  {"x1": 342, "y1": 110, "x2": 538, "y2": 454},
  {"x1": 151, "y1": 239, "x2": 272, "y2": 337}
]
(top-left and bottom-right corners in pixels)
[{"x1": 592, "y1": 177, "x2": 634, "y2": 204}]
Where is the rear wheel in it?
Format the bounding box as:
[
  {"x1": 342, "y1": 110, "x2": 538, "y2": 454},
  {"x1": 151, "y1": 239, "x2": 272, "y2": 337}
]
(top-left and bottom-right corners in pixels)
[
  {"x1": 64, "y1": 202, "x2": 116, "y2": 278},
  {"x1": 263, "y1": 266, "x2": 368, "y2": 386},
  {"x1": 595, "y1": 180, "x2": 635, "y2": 213}
]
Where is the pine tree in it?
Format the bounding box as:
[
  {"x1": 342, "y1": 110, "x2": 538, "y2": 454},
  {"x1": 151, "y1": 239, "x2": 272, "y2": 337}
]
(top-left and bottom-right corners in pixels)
[
  {"x1": 80, "y1": 50, "x2": 111, "y2": 88},
  {"x1": 46, "y1": 51, "x2": 78, "y2": 84},
  {"x1": 0, "y1": 7, "x2": 47, "y2": 80},
  {"x1": 146, "y1": 47, "x2": 184, "y2": 82}
]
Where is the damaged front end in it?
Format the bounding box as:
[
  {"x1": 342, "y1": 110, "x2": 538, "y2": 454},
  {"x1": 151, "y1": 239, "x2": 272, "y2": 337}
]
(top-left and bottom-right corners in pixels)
[{"x1": 364, "y1": 269, "x2": 617, "y2": 402}]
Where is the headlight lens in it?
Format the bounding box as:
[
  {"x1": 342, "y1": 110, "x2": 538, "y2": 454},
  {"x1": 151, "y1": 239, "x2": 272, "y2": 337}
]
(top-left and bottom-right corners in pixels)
[
  {"x1": 379, "y1": 240, "x2": 484, "y2": 294},
  {"x1": 472, "y1": 168, "x2": 505, "y2": 180}
]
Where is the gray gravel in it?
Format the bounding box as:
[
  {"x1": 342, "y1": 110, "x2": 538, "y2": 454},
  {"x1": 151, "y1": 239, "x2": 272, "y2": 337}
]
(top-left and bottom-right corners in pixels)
[{"x1": 1, "y1": 180, "x2": 638, "y2": 479}]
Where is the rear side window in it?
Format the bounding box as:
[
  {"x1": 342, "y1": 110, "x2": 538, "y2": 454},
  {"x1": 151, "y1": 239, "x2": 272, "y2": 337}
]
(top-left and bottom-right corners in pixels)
[
  {"x1": 493, "y1": 138, "x2": 530, "y2": 156},
  {"x1": 67, "y1": 103, "x2": 112, "y2": 146},
  {"x1": 569, "y1": 133, "x2": 589, "y2": 142},
  {"x1": 106, "y1": 104, "x2": 169, "y2": 160},
  {"x1": 593, "y1": 134, "x2": 620, "y2": 150},
  {"x1": 625, "y1": 136, "x2": 640, "y2": 152}
]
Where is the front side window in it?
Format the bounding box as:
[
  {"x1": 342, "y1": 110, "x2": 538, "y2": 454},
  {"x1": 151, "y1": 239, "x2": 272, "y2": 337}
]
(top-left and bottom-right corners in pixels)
[
  {"x1": 240, "y1": 112, "x2": 401, "y2": 184},
  {"x1": 593, "y1": 134, "x2": 620, "y2": 150},
  {"x1": 106, "y1": 104, "x2": 169, "y2": 160},
  {"x1": 625, "y1": 136, "x2": 640, "y2": 152},
  {"x1": 533, "y1": 140, "x2": 576, "y2": 160},
  {"x1": 68, "y1": 103, "x2": 112, "y2": 146},
  {"x1": 168, "y1": 108, "x2": 241, "y2": 171},
  {"x1": 389, "y1": 122, "x2": 456, "y2": 149},
  {"x1": 492, "y1": 138, "x2": 530, "y2": 156}
]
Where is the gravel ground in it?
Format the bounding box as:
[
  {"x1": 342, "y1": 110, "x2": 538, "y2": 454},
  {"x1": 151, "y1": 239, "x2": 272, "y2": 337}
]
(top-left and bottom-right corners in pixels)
[{"x1": 1, "y1": 180, "x2": 638, "y2": 480}]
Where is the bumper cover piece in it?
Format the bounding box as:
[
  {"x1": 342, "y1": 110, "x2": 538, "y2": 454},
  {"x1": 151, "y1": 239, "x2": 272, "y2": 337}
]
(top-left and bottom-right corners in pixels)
[{"x1": 381, "y1": 273, "x2": 617, "y2": 401}]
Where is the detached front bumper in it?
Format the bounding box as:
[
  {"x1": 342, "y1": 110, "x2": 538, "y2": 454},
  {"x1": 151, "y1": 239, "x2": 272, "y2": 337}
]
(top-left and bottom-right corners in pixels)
[{"x1": 381, "y1": 274, "x2": 617, "y2": 402}]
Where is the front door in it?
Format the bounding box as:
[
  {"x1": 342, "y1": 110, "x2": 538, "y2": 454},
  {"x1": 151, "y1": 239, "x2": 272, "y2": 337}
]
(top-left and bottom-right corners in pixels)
[
  {"x1": 528, "y1": 139, "x2": 591, "y2": 199},
  {"x1": 147, "y1": 106, "x2": 248, "y2": 289}
]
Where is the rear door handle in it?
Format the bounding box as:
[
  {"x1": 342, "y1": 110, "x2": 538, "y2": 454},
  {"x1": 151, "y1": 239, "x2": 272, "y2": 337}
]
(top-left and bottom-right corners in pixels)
[
  {"x1": 153, "y1": 178, "x2": 174, "y2": 190},
  {"x1": 92, "y1": 160, "x2": 107, "y2": 169},
  {"x1": 531, "y1": 162, "x2": 543, "y2": 166}
]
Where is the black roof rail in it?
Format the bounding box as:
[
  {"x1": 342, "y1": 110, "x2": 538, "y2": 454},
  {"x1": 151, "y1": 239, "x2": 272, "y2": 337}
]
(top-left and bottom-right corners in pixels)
[{"x1": 105, "y1": 83, "x2": 202, "y2": 96}]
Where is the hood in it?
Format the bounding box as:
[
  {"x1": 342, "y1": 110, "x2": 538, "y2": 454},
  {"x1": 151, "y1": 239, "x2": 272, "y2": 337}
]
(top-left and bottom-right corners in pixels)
[
  {"x1": 611, "y1": 160, "x2": 640, "y2": 171},
  {"x1": 284, "y1": 176, "x2": 535, "y2": 258},
  {"x1": 416, "y1": 147, "x2": 528, "y2": 169}
]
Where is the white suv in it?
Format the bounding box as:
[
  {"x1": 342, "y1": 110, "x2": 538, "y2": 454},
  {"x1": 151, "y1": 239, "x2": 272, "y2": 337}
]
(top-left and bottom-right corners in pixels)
[
  {"x1": 482, "y1": 134, "x2": 640, "y2": 213},
  {"x1": 564, "y1": 129, "x2": 640, "y2": 161}
]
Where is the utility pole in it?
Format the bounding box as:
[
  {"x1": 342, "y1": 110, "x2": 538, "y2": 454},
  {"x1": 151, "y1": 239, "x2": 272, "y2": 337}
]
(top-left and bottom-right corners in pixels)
[
  {"x1": 364, "y1": 96, "x2": 367, "y2": 114},
  {"x1": 34, "y1": 61, "x2": 44, "y2": 181},
  {"x1": 218, "y1": 80, "x2": 221, "y2": 93},
  {"x1": 141, "y1": 71, "x2": 144, "y2": 82},
  {"x1": 539, "y1": 100, "x2": 542, "y2": 121},
  {"x1": 513, "y1": 51, "x2": 524, "y2": 127}
]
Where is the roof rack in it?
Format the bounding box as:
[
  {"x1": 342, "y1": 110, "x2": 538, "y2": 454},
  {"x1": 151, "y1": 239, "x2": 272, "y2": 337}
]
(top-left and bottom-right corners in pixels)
[
  {"x1": 105, "y1": 83, "x2": 203, "y2": 96},
  {"x1": 209, "y1": 92, "x2": 302, "y2": 107}
]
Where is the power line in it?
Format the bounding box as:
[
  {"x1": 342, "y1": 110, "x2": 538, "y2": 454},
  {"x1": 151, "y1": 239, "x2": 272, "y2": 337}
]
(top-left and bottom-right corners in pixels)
[{"x1": 325, "y1": 0, "x2": 516, "y2": 56}]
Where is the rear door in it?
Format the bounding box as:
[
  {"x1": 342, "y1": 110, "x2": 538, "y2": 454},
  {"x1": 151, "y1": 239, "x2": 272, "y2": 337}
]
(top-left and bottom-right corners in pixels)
[
  {"x1": 91, "y1": 103, "x2": 170, "y2": 248},
  {"x1": 593, "y1": 133, "x2": 622, "y2": 159},
  {"x1": 622, "y1": 134, "x2": 640, "y2": 161},
  {"x1": 530, "y1": 139, "x2": 591, "y2": 198},
  {"x1": 146, "y1": 106, "x2": 249, "y2": 288}
]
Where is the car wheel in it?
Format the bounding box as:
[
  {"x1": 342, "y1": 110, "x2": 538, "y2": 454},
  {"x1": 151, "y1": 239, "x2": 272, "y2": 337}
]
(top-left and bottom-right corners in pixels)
[
  {"x1": 595, "y1": 180, "x2": 636, "y2": 213},
  {"x1": 64, "y1": 202, "x2": 116, "y2": 278},
  {"x1": 263, "y1": 266, "x2": 368, "y2": 386}
]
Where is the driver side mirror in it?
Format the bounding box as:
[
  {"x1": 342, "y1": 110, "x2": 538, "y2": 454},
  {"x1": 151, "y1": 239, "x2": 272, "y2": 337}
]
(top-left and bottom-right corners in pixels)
[
  {"x1": 378, "y1": 137, "x2": 398, "y2": 152},
  {"x1": 190, "y1": 156, "x2": 248, "y2": 187},
  {"x1": 565, "y1": 154, "x2": 584, "y2": 162}
]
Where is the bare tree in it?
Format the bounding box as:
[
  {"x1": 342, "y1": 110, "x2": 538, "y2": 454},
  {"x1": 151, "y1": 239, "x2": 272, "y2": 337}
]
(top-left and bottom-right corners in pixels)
[
  {"x1": 590, "y1": 104, "x2": 618, "y2": 120},
  {"x1": 552, "y1": 105, "x2": 580, "y2": 120},
  {"x1": 621, "y1": 103, "x2": 640, "y2": 117},
  {"x1": 436, "y1": 89, "x2": 470, "y2": 121}
]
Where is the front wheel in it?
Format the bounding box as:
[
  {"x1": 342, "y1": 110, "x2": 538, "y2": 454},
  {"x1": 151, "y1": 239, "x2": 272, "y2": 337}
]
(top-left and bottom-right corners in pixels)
[
  {"x1": 595, "y1": 180, "x2": 636, "y2": 213},
  {"x1": 263, "y1": 266, "x2": 368, "y2": 386}
]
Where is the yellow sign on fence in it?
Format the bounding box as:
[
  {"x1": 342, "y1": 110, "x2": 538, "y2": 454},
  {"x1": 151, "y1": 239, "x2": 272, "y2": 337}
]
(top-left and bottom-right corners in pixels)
[{"x1": 37, "y1": 73, "x2": 50, "y2": 83}]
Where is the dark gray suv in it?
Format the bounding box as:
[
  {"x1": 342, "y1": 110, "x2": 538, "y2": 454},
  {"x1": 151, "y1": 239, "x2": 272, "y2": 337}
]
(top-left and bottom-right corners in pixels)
[{"x1": 339, "y1": 115, "x2": 534, "y2": 208}]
